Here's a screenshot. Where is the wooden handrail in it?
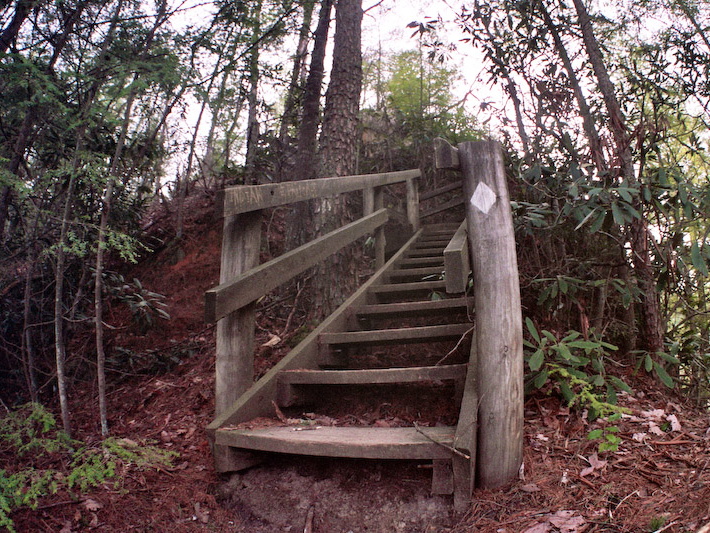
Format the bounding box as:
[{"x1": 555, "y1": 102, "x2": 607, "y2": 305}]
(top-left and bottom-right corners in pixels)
[
  {"x1": 205, "y1": 209, "x2": 389, "y2": 323},
  {"x1": 444, "y1": 221, "x2": 470, "y2": 294},
  {"x1": 218, "y1": 169, "x2": 421, "y2": 217}
]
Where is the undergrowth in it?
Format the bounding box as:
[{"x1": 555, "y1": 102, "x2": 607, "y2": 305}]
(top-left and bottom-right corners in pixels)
[{"x1": 0, "y1": 403, "x2": 177, "y2": 532}]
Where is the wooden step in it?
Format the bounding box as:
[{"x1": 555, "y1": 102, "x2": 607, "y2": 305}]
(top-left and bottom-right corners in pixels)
[
  {"x1": 320, "y1": 323, "x2": 472, "y2": 347},
  {"x1": 412, "y1": 239, "x2": 451, "y2": 248},
  {"x1": 279, "y1": 363, "x2": 467, "y2": 386},
  {"x1": 405, "y1": 248, "x2": 446, "y2": 258},
  {"x1": 215, "y1": 426, "x2": 456, "y2": 460},
  {"x1": 389, "y1": 266, "x2": 445, "y2": 281},
  {"x1": 355, "y1": 297, "x2": 473, "y2": 319},
  {"x1": 370, "y1": 280, "x2": 447, "y2": 298},
  {"x1": 398, "y1": 256, "x2": 446, "y2": 268}
]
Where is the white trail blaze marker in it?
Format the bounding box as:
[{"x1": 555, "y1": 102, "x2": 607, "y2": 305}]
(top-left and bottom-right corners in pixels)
[{"x1": 470, "y1": 182, "x2": 497, "y2": 214}]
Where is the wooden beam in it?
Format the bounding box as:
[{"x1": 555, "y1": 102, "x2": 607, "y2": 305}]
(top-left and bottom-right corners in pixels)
[
  {"x1": 219, "y1": 169, "x2": 421, "y2": 217},
  {"x1": 215, "y1": 426, "x2": 455, "y2": 460},
  {"x1": 278, "y1": 364, "x2": 467, "y2": 386},
  {"x1": 355, "y1": 297, "x2": 473, "y2": 319},
  {"x1": 420, "y1": 182, "x2": 462, "y2": 202},
  {"x1": 460, "y1": 139, "x2": 523, "y2": 489},
  {"x1": 320, "y1": 323, "x2": 472, "y2": 346},
  {"x1": 421, "y1": 197, "x2": 466, "y2": 219},
  {"x1": 205, "y1": 209, "x2": 389, "y2": 323},
  {"x1": 444, "y1": 221, "x2": 471, "y2": 294},
  {"x1": 434, "y1": 137, "x2": 460, "y2": 170},
  {"x1": 406, "y1": 177, "x2": 420, "y2": 231}
]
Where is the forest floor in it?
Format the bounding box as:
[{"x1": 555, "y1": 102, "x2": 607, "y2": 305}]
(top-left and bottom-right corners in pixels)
[{"x1": 8, "y1": 190, "x2": 710, "y2": 532}]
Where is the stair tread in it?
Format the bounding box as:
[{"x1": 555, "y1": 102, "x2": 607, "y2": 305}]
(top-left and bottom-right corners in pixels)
[
  {"x1": 355, "y1": 297, "x2": 473, "y2": 318},
  {"x1": 279, "y1": 363, "x2": 467, "y2": 385},
  {"x1": 321, "y1": 323, "x2": 472, "y2": 345},
  {"x1": 215, "y1": 425, "x2": 456, "y2": 459},
  {"x1": 370, "y1": 280, "x2": 447, "y2": 294}
]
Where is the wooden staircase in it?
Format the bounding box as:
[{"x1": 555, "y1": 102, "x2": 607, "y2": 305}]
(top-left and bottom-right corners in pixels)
[{"x1": 207, "y1": 222, "x2": 477, "y2": 507}]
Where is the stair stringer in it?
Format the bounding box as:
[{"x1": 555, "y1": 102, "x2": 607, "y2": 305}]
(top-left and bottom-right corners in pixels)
[{"x1": 206, "y1": 228, "x2": 425, "y2": 471}]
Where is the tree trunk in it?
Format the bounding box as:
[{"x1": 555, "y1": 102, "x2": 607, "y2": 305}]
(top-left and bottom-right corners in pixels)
[
  {"x1": 285, "y1": 0, "x2": 333, "y2": 249},
  {"x1": 572, "y1": 0, "x2": 664, "y2": 354},
  {"x1": 278, "y1": 0, "x2": 316, "y2": 144},
  {"x1": 244, "y1": 0, "x2": 263, "y2": 185},
  {"x1": 314, "y1": 0, "x2": 363, "y2": 316},
  {"x1": 0, "y1": 0, "x2": 37, "y2": 54}
]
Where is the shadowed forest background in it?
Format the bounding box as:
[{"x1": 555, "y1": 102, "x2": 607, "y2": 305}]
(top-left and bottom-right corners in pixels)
[{"x1": 1, "y1": 0, "x2": 710, "y2": 530}]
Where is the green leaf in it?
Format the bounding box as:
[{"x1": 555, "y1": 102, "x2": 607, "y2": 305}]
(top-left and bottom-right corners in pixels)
[
  {"x1": 657, "y1": 351, "x2": 680, "y2": 365},
  {"x1": 525, "y1": 317, "x2": 540, "y2": 343},
  {"x1": 611, "y1": 201, "x2": 626, "y2": 226},
  {"x1": 557, "y1": 343, "x2": 572, "y2": 361},
  {"x1": 529, "y1": 350, "x2": 545, "y2": 371},
  {"x1": 653, "y1": 361, "x2": 675, "y2": 388},
  {"x1": 587, "y1": 429, "x2": 603, "y2": 440},
  {"x1": 566, "y1": 340, "x2": 601, "y2": 350},
  {"x1": 533, "y1": 370, "x2": 549, "y2": 389},
  {"x1": 644, "y1": 353, "x2": 653, "y2": 372},
  {"x1": 559, "y1": 381, "x2": 574, "y2": 404},
  {"x1": 691, "y1": 242, "x2": 708, "y2": 277},
  {"x1": 608, "y1": 376, "x2": 632, "y2": 393}
]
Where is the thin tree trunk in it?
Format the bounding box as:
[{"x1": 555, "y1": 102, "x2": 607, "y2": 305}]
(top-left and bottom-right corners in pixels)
[
  {"x1": 572, "y1": 0, "x2": 664, "y2": 354},
  {"x1": 244, "y1": 0, "x2": 263, "y2": 185},
  {"x1": 0, "y1": 0, "x2": 37, "y2": 54},
  {"x1": 285, "y1": 0, "x2": 333, "y2": 249},
  {"x1": 278, "y1": 0, "x2": 316, "y2": 144}
]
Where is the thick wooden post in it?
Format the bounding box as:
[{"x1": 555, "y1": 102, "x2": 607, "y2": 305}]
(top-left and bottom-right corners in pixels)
[
  {"x1": 364, "y1": 186, "x2": 385, "y2": 268},
  {"x1": 459, "y1": 139, "x2": 523, "y2": 489},
  {"x1": 215, "y1": 212, "x2": 262, "y2": 416}
]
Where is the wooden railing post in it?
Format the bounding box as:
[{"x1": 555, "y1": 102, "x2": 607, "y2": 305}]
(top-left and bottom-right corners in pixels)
[
  {"x1": 459, "y1": 139, "x2": 523, "y2": 489},
  {"x1": 406, "y1": 177, "x2": 420, "y2": 231},
  {"x1": 373, "y1": 186, "x2": 385, "y2": 268},
  {"x1": 215, "y1": 212, "x2": 262, "y2": 416}
]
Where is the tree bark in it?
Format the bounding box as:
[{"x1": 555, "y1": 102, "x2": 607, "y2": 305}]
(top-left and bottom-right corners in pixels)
[
  {"x1": 244, "y1": 0, "x2": 263, "y2": 185},
  {"x1": 314, "y1": 0, "x2": 363, "y2": 316},
  {"x1": 0, "y1": 0, "x2": 37, "y2": 54},
  {"x1": 285, "y1": 0, "x2": 333, "y2": 249},
  {"x1": 572, "y1": 0, "x2": 664, "y2": 354}
]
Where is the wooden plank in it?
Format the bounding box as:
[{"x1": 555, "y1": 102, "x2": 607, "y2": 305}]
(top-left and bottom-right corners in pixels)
[
  {"x1": 421, "y1": 197, "x2": 466, "y2": 219},
  {"x1": 406, "y1": 248, "x2": 446, "y2": 258},
  {"x1": 413, "y1": 238, "x2": 452, "y2": 247},
  {"x1": 389, "y1": 266, "x2": 445, "y2": 281},
  {"x1": 453, "y1": 331, "x2": 478, "y2": 511},
  {"x1": 355, "y1": 297, "x2": 473, "y2": 318},
  {"x1": 434, "y1": 137, "x2": 461, "y2": 170},
  {"x1": 215, "y1": 426, "x2": 456, "y2": 460},
  {"x1": 444, "y1": 221, "x2": 471, "y2": 294},
  {"x1": 374, "y1": 187, "x2": 385, "y2": 268},
  {"x1": 205, "y1": 209, "x2": 389, "y2": 323},
  {"x1": 206, "y1": 229, "x2": 425, "y2": 435},
  {"x1": 460, "y1": 139, "x2": 523, "y2": 489},
  {"x1": 398, "y1": 256, "x2": 445, "y2": 267},
  {"x1": 370, "y1": 280, "x2": 447, "y2": 296},
  {"x1": 320, "y1": 323, "x2": 472, "y2": 346},
  {"x1": 420, "y1": 181, "x2": 462, "y2": 201},
  {"x1": 279, "y1": 364, "x2": 467, "y2": 385},
  {"x1": 219, "y1": 169, "x2": 421, "y2": 217}
]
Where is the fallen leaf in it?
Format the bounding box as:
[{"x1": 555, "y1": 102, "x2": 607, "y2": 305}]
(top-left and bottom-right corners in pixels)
[
  {"x1": 83, "y1": 498, "x2": 103, "y2": 512},
  {"x1": 261, "y1": 334, "x2": 281, "y2": 347},
  {"x1": 632, "y1": 433, "x2": 647, "y2": 442},
  {"x1": 666, "y1": 414, "x2": 681, "y2": 432},
  {"x1": 520, "y1": 483, "x2": 541, "y2": 492},
  {"x1": 522, "y1": 521, "x2": 551, "y2": 533},
  {"x1": 648, "y1": 422, "x2": 664, "y2": 436},
  {"x1": 548, "y1": 510, "x2": 586, "y2": 533},
  {"x1": 59, "y1": 521, "x2": 73, "y2": 533}
]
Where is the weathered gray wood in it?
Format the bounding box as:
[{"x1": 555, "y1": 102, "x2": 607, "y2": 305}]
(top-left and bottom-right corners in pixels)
[
  {"x1": 205, "y1": 209, "x2": 389, "y2": 323},
  {"x1": 460, "y1": 139, "x2": 523, "y2": 489},
  {"x1": 355, "y1": 297, "x2": 473, "y2": 319},
  {"x1": 413, "y1": 237, "x2": 452, "y2": 247},
  {"x1": 370, "y1": 280, "x2": 447, "y2": 298},
  {"x1": 321, "y1": 323, "x2": 472, "y2": 346},
  {"x1": 444, "y1": 221, "x2": 470, "y2": 294},
  {"x1": 215, "y1": 426, "x2": 456, "y2": 460},
  {"x1": 214, "y1": 212, "x2": 261, "y2": 471},
  {"x1": 206, "y1": 229, "x2": 424, "y2": 436},
  {"x1": 406, "y1": 177, "x2": 420, "y2": 231},
  {"x1": 398, "y1": 256, "x2": 445, "y2": 267},
  {"x1": 422, "y1": 222, "x2": 462, "y2": 232},
  {"x1": 420, "y1": 182, "x2": 462, "y2": 202},
  {"x1": 434, "y1": 137, "x2": 460, "y2": 170},
  {"x1": 280, "y1": 364, "x2": 467, "y2": 385},
  {"x1": 389, "y1": 265, "x2": 445, "y2": 281},
  {"x1": 421, "y1": 197, "x2": 466, "y2": 219},
  {"x1": 406, "y1": 247, "x2": 447, "y2": 258},
  {"x1": 453, "y1": 331, "x2": 478, "y2": 511},
  {"x1": 215, "y1": 212, "x2": 261, "y2": 415},
  {"x1": 219, "y1": 169, "x2": 421, "y2": 217}
]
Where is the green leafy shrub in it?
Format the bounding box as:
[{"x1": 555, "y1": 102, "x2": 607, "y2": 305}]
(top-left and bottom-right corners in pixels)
[
  {"x1": 105, "y1": 272, "x2": 170, "y2": 333},
  {"x1": 0, "y1": 404, "x2": 177, "y2": 532},
  {"x1": 523, "y1": 318, "x2": 631, "y2": 451}
]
